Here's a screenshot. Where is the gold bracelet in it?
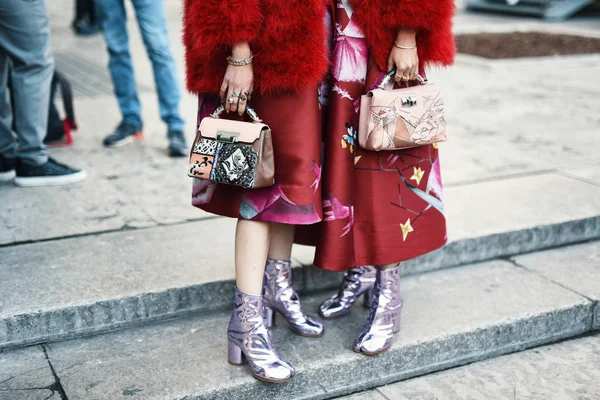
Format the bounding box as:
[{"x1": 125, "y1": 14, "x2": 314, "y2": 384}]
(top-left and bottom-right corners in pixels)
[
  {"x1": 394, "y1": 42, "x2": 417, "y2": 50},
  {"x1": 227, "y1": 54, "x2": 254, "y2": 66}
]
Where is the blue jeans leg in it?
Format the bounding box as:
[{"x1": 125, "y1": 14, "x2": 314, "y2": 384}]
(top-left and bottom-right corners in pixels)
[
  {"x1": 95, "y1": 0, "x2": 143, "y2": 129},
  {"x1": 132, "y1": 0, "x2": 184, "y2": 132},
  {"x1": 0, "y1": 0, "x2": 52, "y2": 166}
]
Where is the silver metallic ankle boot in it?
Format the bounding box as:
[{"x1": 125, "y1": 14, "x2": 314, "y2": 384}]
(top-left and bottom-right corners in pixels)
[
  {"x1": 263, "y1": 259, "x2": 324, "y2": 338},
  {"x1": 227, "y1": 288, "x2": 295, "y2": 383},
  {"x1": 353, "y1": 264, "x2": 402, "y2": 355},
  {"x1": 319, "y1": 266, "x2": 377, "y2": 319}
]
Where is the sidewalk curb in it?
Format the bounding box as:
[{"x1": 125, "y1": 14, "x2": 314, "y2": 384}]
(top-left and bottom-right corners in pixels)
[
  {"x1": 212, "y1": 304, "x2": 593, "y2": 400},
  {"x1": 1, "y1": 215, "x2": 598, "y2": 350}
]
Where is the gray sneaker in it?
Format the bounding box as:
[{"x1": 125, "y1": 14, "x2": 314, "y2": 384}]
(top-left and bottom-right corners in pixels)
[
  {"x1": 103, "y1": 122, "x2": 143, "y2": 148},
  {"x1": 168, "y1": 130, "x2": 187, "y2": 158}
]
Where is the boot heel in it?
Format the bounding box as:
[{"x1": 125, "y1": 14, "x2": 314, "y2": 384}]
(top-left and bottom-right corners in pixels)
[
  {"x1": 264, "y1": 307, "x2": 275, "y2": 328},
  {"x1": 363, "y1": 288, "x2": 374, "y2": 309},
  {"x1": 228, "y1": 341, "x2": 246, "y2": 365}
]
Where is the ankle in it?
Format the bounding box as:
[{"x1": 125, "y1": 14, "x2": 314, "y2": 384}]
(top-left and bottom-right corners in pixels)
[
  {"x1": 235, "y1": 286, "x2": 262, "y2": 296},
  {"x1": 379, "y1": 262, "x2": 401, "y2": 271}
]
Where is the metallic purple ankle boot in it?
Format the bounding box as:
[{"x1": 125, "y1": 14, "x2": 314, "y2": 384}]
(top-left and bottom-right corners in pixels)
[
  {"x1": 263, "y1": 259, "x2": 324, "y2": 338},
  {"x1": 227, "y1": 288, "x2": 295, "y2": 383},
  {"x1": 353, "y1": 264, "x2": 403, "y2": 355},
  {"x1": 319, "y1": 266, "x2": 377, "y2": 319}
]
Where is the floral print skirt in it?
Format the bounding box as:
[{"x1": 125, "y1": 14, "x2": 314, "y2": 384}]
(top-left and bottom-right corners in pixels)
[{"x1": 192, "y1": 1, "x2": 447, "y2": 271}]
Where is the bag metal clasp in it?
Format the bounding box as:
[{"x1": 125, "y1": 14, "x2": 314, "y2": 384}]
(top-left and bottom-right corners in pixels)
[{"x1": 216, "y1": 131, "x2": 240, "y2": 143}]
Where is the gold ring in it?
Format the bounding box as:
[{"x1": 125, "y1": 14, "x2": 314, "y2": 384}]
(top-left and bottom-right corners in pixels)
[{"x1": 402, "y1": 75, "x2": 410, "y2": 81}]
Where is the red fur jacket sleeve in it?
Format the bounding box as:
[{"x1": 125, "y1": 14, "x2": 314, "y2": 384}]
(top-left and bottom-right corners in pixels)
[
  {"x1": 350, "y1": 0, "x2": 456, "y2": 72},
  {"x1": 183, "y1": 0, "x2": 454, "y2": 94},
  {"x1": 183, "y1": 0, "x2": 262, "y2": 48}
]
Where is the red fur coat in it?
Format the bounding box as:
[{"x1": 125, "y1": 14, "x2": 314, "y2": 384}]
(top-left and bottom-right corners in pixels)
[{"x1": 183, "y1": 0, "x2": 455, "y2": 94}]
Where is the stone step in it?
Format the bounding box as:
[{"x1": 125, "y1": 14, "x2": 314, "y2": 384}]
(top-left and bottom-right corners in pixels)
[
  {"x1": 1, "y1": 172, "x2": 599, "y2": 349},
  {"x1": 1, "y1": 247, "x2": 597, "y2": 400},
  {"x1": 340, "y1": 333, "x2": 600, "y2": 400}
]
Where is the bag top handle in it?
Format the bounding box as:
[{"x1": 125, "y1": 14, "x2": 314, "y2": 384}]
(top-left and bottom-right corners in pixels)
[
  {"x1": 209, "y1": 104, "x2": 263, "y2": 123},
  {"x1": 377, "y1": 68, "x2": 428, "y2": 90}
]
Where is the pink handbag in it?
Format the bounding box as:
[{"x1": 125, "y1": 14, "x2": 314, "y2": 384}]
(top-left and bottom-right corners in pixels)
[
  {"x1": 358, "y1": 71, "x2": 447, "y2": 151},
  {"x1": 188, "y1": 105, "x2": 275, "y2": 188}
]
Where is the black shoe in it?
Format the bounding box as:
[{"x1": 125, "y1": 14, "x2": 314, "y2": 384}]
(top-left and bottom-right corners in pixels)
[
  {"x1": 168, "y1": 130, "x2": 187, "y2": 157},
  {"x1": 14, "y1": 158, "x2": 87, "y2": 187},
  {"x1": 0, "y1": 155, "x2": 16, "y2": 182},
  {"x1": 103, "y1": 123, "x2": 143, "y2": 148},
  {"x1": 71, "y1": 21, "x2": 101, "y2": 36}
]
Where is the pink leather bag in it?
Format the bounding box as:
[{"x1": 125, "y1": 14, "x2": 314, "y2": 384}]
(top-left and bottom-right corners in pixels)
[
  {"x1": 188, "y1": 105, "x2": 275, "y2": 188},
  {"x1": 358, "y1": 71, "x2": 447, "y2": 151}
]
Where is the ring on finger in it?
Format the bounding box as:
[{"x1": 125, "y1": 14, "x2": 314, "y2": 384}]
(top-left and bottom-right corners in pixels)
[
  {"x1": 401, "y1": 75, "x2": 410, "y2": 81},
  {"x1": 239, "y1": 94, "x2": 248, "y2": 102},
  {"x1": 232, "y1": 92, "x2": 240, "y2": 98},
  {"x1": 227, "y1": 96, "x2": 235, "y2": 104}
]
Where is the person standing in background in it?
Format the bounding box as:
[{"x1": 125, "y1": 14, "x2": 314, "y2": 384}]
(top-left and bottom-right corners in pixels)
[
  {"x1": 95, "y1": 0, "x2": 187, "y2": 157},
  {"x1": 72, "y1": 0, "x2": 100, "y2": 36},
  {"x1": 0, "y1": 0, "x2": 86, "y2": 187}
]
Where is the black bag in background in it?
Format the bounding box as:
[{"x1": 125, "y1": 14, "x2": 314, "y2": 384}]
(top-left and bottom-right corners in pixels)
[{"x1": 44, "y1": 70, "x2": 78, "y2": 146}]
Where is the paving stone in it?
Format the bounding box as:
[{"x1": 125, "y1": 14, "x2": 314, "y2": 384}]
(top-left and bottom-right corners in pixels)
[
  {"x1": 562, "y1": 165, "x2": 600, "y2": 186},
  {"x1": 429, "y1": 60, "x2": 600, "y2": 187},
  {"x1": 42, "y1": 260, "x2": 592, "y2": 400},
  {"x1": 0, "y1": 346, "x2": 57, "y2": 400},
  {"x1": 514, "y1": 240, "x2": 600, "y2": 328},
  {"x1": 444, "y1": 173, "x2": 600, "y2": 241},
  {"x1": 375, "y1": 334, "x2": 600, "y2": 400},
  {"x1": 0, "y1": 163, "x2": 155, "y2": 245},
  {"x1": 335, "y1": 390, "x2": 388, "y2": 400}
]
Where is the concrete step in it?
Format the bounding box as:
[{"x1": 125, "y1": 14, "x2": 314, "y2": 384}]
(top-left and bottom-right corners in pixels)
[
  {"x1": 1, "y1": 248, "x2": 597, "y2": 400},
  {"x1": 340, "y1": 333, "x2": 600, "y2": 400},
  {"x1": 1, "y1": 174, "x2": 599, "y2": 349}
]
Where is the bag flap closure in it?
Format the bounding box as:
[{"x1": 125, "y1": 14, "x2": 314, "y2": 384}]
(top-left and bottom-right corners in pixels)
[
  {"x1": 367, "y1": 84, "x2": 443, "y2": 127},
  {"x1": 199, "y1": 117, "x2": 269, "y2": 144}
]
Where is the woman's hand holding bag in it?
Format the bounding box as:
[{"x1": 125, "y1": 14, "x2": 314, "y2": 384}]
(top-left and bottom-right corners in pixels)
[{"x1": 220, "y1": 42, "x2": 254, "y2": 115}]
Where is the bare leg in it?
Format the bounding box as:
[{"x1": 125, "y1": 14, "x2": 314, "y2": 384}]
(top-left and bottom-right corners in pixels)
[
  {"x1": 228, "y1": 219, "x2": 294, "y2": 383},
  {"x1": 235, "y1": 219, "x2": 270, "y2": 295},
  {"x1": 379, "y1": 263, "x2": 398, "y2": 271},
  {"x1": 267, "y1": 222, "x2": 295, "y2": 261}
]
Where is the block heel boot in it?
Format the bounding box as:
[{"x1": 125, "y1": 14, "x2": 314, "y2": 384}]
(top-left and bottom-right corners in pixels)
[
  {"x1": 353, "y1": 264, "x2": 403, "y2": 355},
  {"x1": 227, "y1": 288, "x2": 295, "y2": 383},
  {"x1": 262, "y1": 259, "x2": 324, "y2": 338},
  {"x1": 319, "y1": 266, "x2": 377, "y2": 319}
]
